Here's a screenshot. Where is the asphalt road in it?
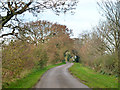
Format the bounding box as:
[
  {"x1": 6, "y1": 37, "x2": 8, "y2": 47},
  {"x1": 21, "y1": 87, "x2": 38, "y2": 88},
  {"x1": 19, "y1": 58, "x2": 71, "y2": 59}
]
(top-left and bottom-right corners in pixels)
[{"x1": 35, "y1": 63, "x2": 89, "y2": 88}]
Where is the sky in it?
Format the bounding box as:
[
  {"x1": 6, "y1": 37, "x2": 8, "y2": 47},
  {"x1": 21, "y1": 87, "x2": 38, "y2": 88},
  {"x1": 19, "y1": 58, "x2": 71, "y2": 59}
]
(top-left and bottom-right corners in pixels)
[
  {"x1": 0, "y1": 0, "x2": 103, "y2": 39},
  {"x1": 23, "y1": 0, "x2": 102, "y2": 38}
]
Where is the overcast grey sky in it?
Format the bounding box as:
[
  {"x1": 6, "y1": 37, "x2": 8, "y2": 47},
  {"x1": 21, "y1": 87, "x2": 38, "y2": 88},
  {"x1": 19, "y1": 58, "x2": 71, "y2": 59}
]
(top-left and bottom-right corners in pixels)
[
  {"x1": 23, "y1": 0, "x2": 102, "y2": 38},
  {"x1": 1, "y1": 0, "x2": 104, "y2": 38}
]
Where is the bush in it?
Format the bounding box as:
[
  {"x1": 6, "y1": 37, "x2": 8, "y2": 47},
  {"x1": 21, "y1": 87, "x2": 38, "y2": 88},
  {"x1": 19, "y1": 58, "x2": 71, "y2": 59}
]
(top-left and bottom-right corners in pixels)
[
  {"x1": 2, "y1": 41, "x2": 48, "y2": 84},
  {"x1": 79, "y1": 53, "x2": 118, "y2": 75}
]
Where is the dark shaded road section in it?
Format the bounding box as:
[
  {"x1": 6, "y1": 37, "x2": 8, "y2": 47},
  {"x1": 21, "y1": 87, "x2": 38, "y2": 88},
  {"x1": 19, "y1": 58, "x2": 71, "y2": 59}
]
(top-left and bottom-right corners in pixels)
[{"x1": 35, "y1": 63, "x2": 89, "y2": 88}]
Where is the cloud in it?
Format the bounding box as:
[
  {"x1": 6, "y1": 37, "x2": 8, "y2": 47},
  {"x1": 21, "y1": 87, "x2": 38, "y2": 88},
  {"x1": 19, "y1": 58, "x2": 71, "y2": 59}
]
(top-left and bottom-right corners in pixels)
[
  {"x1": 21, "y1": 0, "x2": 102, "y2": 38},
  {"x1": 79, "y1": 0, "x2": 95, "y2": 4}
]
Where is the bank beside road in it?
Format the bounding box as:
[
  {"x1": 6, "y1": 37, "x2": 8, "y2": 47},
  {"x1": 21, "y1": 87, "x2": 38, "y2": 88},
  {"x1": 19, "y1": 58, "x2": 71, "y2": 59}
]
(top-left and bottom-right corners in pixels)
[
  {"x1": 69, "y1": 63, "x2": 118, "y2": 88},
  {"x1": 3, "y1": 63, "x2": 66, "y2": 88}
]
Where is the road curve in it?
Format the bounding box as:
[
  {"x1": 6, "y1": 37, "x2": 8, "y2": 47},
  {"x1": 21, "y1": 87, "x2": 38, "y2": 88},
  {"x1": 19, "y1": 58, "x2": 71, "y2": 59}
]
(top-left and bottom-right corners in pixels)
[{"x1": 35, "y1": 63, "x2": 89, "y2": 88}]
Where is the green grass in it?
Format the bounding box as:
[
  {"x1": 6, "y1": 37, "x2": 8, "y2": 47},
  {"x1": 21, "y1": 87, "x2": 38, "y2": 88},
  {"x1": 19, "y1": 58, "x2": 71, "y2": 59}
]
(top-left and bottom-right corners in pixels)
[
  {"x1": 4, "y1": 62, "x2": 65, "y2": 88},
  {"x1": 69, "y1": 63, "x2": 118, "y2": 88}
]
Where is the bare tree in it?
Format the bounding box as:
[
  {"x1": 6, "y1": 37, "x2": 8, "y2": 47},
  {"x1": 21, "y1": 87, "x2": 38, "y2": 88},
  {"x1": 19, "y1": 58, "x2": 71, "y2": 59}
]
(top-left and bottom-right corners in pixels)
[
  {"x1": 97, "y1": 0, "x2": 119, "y2": 59},
  {"x1": 0, "y1": 0, "x2": 78, "y2": 38}
]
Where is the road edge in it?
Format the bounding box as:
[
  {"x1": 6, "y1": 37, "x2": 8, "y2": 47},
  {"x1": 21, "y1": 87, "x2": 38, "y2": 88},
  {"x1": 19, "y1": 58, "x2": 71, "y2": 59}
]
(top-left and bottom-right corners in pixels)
[
  {"x1": 33, "y1": 63, "x2": 66, "y2": 88},
  {"x1": 68, "y1": 63, "x2": 90, "y2": 88}
]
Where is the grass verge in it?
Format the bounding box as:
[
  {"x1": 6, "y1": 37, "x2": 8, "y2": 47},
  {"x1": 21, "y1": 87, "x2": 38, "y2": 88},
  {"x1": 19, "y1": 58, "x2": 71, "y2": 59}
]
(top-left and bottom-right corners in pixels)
[
  {"x1": 69, "y1": 63, "x2": 118, "y2": 88},
  {"x1": 4, "y1": 62, "x2": 65, "y2": 88}
]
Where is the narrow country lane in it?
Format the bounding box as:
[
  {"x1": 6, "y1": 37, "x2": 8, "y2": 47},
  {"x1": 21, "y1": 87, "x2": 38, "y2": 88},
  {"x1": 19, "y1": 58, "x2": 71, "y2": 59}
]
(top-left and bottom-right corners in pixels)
[{"x1": 35, "y1": 63, "x2": 90, "y2": 88}]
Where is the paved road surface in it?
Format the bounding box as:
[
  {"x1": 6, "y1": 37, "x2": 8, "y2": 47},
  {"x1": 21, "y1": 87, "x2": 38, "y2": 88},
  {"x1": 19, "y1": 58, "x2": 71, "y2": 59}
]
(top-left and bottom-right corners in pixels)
[{"x1": 35, "y1": 63, "x2": 89, "y2": 88}]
